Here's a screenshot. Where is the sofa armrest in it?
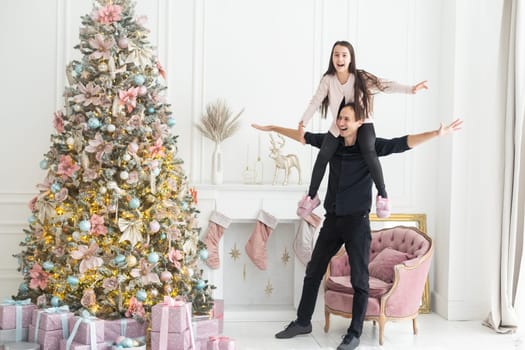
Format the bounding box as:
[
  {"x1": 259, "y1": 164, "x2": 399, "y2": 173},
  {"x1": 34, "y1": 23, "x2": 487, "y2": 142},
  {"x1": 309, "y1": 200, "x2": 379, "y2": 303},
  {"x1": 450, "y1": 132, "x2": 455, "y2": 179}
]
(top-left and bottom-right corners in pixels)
[
  {"x1": 380, "y1": 253, "x2": 432, "y2": 317},
  {"x1": 327, "y1": 248, "x2": 350, "y2": 277}
]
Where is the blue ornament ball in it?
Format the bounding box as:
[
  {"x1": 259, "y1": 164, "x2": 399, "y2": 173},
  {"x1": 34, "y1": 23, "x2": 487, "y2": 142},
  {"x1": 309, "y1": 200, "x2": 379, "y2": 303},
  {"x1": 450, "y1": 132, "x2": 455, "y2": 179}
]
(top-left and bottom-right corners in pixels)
[
  {"x1": 74, "y1": 64, "x2": 83, "y2": 74},
  {"x1": 196, "y1": 279, "x2": 206, "y2": 290},
  {"x1": 128, "y1": 198, "x2": 140, "y2": 209},
  {"x1": 136, "y1": 289, "x2": 147, "y2": 302},
  {"x1": 121, "y1": 338, "x2": 134, "y2": 348},
  {"x1": 147, "y1": 106, "x2": 155, "y2": 114},
  {"x1": 50, "y1": 296, "x2": 61, "y2": 307},
  {"x1": 167, "y1": 117, "x2": 176, "y2": 127},
  {"x1": 152, "y1": 168, "x2": 161, "y2": 176},
  {"x1": 160, "y1": 233, "x2": 166, "y2": 239},
  {"x1": 50, "y1": 183, "x2": 61, "y2": 193},
  {"x1": 88, "y1": 117, "x2": 101, "y2": 129},
  {"x1": 67, "y1": 276, "x2": 79, "y2": 286},
  {"x1": 39, "y1": 159, "x2": 49, "y2": 170},
  {"x1": 18, "y1": 283, "x2": 29, "y2": 293},
  {"x1": 199, "y1": 249, "x2": 209, "y2": 261},
  {"x1": 114, "y1": 255, "x2": 126, "y2": 264},
  {"x1": 28, "y1": 215, "x2": 37, "y2": 224},
  {"x1": 42, "y1": 261, "x2": 54, "y2": 271},
  {"x1": 134, "y1": 75, "x2": 145, "y2": 85},
  {"x1": 79, "y1": 220, "x2": 91, "y2": 232},
  {"x1": 147, "y1": 251, "x2": 159, "y2": 264}
]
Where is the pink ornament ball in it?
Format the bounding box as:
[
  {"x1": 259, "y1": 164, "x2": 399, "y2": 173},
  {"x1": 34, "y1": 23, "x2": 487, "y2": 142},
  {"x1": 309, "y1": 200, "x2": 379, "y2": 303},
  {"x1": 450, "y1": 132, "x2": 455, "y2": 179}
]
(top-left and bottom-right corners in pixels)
[
  {"x1": 118, "y1": 37, "x2": 129, "y2": 49},
  {"x1": 160, "y1": 270, "x2": 173, "y2": 282},
  {"x1": 149, "y1": 220, "x2": 160, "y2": 233}
]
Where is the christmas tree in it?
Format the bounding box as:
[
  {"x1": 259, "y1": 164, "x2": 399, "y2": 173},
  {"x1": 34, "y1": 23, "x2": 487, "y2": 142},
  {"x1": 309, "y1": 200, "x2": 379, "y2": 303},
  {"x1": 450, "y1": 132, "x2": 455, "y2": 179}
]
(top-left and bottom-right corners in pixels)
[{"x1": 14, "y1": 0, "x2": 214, "y2": 320}]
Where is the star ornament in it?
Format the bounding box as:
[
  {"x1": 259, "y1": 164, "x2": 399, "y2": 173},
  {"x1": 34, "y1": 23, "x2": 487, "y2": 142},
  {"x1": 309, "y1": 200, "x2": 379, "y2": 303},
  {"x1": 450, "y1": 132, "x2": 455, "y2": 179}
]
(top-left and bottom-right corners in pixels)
[
  {"x1": 281, "y1": 247, "x2": 290, "y2": 264},
  {"x1": 229, "y1": 243, "x2": 241, "y2": 261},
  {"x1": 265, "y1": 280, "x2": 274, "y2": 296}
]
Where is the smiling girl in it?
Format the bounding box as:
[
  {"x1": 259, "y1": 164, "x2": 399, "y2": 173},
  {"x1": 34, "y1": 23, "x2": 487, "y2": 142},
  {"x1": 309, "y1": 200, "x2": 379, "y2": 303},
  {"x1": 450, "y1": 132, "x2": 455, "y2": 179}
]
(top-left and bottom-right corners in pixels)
[{"x1": 297, "y1": 40, "x2": 428, "y2": 218}]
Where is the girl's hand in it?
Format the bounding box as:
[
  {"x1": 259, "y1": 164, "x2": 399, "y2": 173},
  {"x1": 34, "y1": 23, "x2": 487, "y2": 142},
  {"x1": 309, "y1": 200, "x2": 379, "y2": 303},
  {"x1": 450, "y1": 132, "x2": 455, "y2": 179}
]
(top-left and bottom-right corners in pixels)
[{"x1": 412, "y1": 80, "x2": 429, "y2": 93}]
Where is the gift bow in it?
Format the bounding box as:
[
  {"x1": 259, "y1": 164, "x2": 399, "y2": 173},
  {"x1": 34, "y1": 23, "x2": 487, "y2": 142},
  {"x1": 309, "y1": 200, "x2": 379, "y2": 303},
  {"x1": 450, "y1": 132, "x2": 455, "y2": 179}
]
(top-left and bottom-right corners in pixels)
[
  {"x1": 118, "y1": 218, "x2": 143, "y2": 247},
  {"x1": 34, "y1": 305, "x2": 71, "y2": 340},
  {"x1": 66, "y1": 310, "x2": 98, "y2": 350},
  {"x1": 2, "y1": 298, "x2": 31, "y2": 342}
]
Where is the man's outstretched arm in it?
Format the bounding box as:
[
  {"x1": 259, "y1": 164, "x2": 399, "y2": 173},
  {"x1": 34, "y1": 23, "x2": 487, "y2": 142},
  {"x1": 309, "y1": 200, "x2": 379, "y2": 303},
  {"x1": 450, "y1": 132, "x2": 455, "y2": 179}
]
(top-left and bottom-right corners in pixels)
[
  {"x1": 407, "y1": 118, "x2": 463, "y2": 148},
  {"x1": 251, "y1": 124, "x2": 306, "y2": 144}
]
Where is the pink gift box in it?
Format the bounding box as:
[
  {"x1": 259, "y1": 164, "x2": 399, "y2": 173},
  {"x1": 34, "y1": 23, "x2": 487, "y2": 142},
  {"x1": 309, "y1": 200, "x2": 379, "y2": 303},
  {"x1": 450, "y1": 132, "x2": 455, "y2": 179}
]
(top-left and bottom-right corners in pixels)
[
  {"x1": 151, "y1": 301, "x2": 191, "y2": 333},
  {"x1": 59, "y1": 339, "x2": 110, "y2": 350},
  {"x1": 31, "y1": 308, "x2": 73, "y2": 331},
  {"x1": 193, "y1": 318, "x2": 220, "y2": 341},
  {"x1": 0, "y1": 327, "x2": 29, "y2": 343},
  {"x1": 2, "y1": 342, "x2": 40, "y2": 350},
  {"x1": 150, "y1": 329, "x2": 191, "y2": 350},
  {"x1": 104, "y1": 318, "x2": 146, "y2": 342},
  {"x1": 67, "y1": 315, "x2": 104, "y2": 345},
  {"x1": 0, "y1": 301, "x2": 37, "y2": 330},
  {"x1": 207, "y1": 336, "x2": 235, "y2": 350},
  {"x1": 211, "y1": 300, "x2": 223, "y2": 319},
  {"x1": 28, "y1": 324, "x2": 65, "y2": 350},
  {"x1": 211, "y1": 300, "x2": 224, "y2": 334}
]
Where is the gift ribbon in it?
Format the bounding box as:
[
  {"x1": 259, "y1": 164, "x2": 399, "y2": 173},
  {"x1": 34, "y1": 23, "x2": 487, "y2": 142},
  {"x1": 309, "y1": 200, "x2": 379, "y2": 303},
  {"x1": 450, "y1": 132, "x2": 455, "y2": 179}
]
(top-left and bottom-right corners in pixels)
[
  {"x1": 2, "y1": 298, "x2": 31, "y2": 342},
  {"x1": 159, "y1": 296, "x2": 195, "y2": 350},
  {"x1": 66, "y1": 310, "x2": 97, "y2": 350},
  {"x1": 120, "y1": 318, "x2": 127, "y2": 336}
]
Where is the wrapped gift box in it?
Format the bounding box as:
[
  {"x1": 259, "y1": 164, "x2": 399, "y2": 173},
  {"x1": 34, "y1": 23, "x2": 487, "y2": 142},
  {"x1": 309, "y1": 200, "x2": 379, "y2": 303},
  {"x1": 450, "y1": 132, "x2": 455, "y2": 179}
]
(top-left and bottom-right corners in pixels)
[
  {"x1": 151, "y1": 300, "x2": 191, "y2": 333},
  {"x1": 211, "y1": 300, "x2": 224, "y2": 333},
  {"x1": 0, "y1": 327, "x2": 29, "y2": 343},
  {"x1": 0, "y1": 301, "x2": 36, "y2": 330},
  {"x1": 206, "y1": 336, "x2": 235, "y2": 350},
  {"x1": 150, "y1": 329, "x2": 191, "y2": 350},
  {"x1": 67, "y1": 315, "x2": 104, "y2": 345},
  {"x1": 59, "y1": 339, "x2": 110, "y2": 350},
  {"x1": 28, "y1": 324, "x2": 65, "y2": 350},
  {"x1": 104, "y1": 318, "x2": 146, "y2": 342},
  {"x1": 31, "y1": 308, "x2": 73, "y2": 332},
  {"x1": 193, "y1": 318, "x2": 220, "y2": 342},
  {"x1": 2, "y1": 342, "x2": 40, "y2": 350}
]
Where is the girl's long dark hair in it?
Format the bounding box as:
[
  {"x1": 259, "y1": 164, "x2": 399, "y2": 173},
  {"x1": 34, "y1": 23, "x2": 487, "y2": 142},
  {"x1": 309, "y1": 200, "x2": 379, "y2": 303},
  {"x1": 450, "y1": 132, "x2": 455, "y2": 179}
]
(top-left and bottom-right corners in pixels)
[{"x1": 320, "y1": 41, "x2": 385, "y2": 121}]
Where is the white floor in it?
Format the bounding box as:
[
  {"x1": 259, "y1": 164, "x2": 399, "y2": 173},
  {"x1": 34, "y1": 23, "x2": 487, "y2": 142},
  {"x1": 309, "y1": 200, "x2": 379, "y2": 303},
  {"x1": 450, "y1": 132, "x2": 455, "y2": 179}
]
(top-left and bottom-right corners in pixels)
[{"x1": 222, "y1": 313, "x2": 524, "y2": 350}]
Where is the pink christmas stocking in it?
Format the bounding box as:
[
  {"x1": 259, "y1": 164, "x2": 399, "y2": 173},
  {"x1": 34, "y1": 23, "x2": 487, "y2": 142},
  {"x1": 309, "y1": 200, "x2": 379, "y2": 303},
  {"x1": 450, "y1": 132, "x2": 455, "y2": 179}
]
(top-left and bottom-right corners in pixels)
[
  {"x1": 245, "y1": 210, "x2": 278, "y2": 270},
  {"x1": 293, "y1": 213, "x2": 322, "y2": 266},
  {"x1": 203, "y1": 211, "x2": 232, "y2": 269}
]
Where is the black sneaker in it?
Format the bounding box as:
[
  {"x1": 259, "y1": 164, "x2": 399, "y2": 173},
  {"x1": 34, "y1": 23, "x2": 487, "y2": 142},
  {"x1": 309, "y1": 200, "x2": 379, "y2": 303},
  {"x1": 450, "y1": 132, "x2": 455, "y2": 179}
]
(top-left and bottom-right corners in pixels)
[
  {"x1": 275, "y1": 320, "x2": 312, "y2": 339},
  {"x1": 337, "y1": 333, "x2": 360, "y2": 350}
]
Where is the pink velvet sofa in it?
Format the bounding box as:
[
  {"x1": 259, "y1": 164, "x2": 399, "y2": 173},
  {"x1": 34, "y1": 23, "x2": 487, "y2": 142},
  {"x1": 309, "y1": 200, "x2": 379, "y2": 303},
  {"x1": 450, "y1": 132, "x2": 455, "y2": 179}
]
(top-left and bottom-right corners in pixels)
[{"x1": 324, "y1": 225, "x2": 433, "y2": 345}]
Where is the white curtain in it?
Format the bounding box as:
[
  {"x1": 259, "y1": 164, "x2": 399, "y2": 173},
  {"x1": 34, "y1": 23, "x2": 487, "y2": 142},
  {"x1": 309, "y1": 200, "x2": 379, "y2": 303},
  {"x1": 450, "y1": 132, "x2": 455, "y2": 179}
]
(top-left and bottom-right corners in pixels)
[{"x1": 484, "y1": 0, "x2": 525, "y2": 333}]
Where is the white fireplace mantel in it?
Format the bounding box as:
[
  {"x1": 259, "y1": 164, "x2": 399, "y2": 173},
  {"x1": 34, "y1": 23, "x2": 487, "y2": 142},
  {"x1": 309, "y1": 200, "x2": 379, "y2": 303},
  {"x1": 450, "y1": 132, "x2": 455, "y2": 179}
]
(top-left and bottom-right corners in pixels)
[{"x1": 193, "y1": 184, "x2": 326, "y2": 322}]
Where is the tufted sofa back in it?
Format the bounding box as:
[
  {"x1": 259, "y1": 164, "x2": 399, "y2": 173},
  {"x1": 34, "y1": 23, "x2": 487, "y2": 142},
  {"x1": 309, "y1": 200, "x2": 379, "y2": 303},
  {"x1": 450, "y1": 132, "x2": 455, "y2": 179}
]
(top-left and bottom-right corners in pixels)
[{"x1": 328, "y1": 226, "x2": 431, "y2": 277}]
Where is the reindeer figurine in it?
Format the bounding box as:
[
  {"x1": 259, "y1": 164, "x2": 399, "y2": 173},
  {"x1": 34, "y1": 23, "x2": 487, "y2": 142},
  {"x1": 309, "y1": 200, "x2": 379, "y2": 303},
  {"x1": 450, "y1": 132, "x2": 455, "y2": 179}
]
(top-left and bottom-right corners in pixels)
[{"x1": 269, "y1": 133, "x2": 302, "y2": 185}]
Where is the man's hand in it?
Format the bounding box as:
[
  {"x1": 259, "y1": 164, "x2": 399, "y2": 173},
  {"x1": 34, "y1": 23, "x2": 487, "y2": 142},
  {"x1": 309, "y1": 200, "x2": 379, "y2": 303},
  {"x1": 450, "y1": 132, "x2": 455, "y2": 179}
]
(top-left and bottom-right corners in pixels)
[{"x1": 438, "y1": 118, "x2": 463, "y2": 136}]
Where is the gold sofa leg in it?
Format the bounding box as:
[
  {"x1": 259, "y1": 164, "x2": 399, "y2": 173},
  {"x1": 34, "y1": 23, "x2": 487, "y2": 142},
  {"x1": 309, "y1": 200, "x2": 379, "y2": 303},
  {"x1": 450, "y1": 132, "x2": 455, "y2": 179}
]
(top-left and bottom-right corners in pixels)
[
  {"x1": 413, "y1": 318, "x2": 418, "y2": 335},
  {"x1": 324, "y1": 310, "x2": 330, "y2": 333},
  {"x1": 379, "y1": 315, "x2": 386, "y2": 345}
]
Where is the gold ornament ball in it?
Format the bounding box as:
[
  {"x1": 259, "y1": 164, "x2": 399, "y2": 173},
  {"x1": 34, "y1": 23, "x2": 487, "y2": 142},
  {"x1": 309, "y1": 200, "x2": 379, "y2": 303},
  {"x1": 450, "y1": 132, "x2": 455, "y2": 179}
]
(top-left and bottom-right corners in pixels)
[{"x1": 126, "y1": 255, "x2": 137, "y2": 267}]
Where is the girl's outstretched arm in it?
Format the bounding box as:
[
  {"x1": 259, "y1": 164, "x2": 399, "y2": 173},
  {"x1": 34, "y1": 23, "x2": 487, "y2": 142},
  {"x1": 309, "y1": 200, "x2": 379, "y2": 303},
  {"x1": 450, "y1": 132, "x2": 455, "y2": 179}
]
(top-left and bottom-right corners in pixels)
[
  {"x1": 251, "y1": 124, "x2": 306, "y2": 144},
  {"x1": 411, "y1": 80, "x2": 429, "y2": 93}
]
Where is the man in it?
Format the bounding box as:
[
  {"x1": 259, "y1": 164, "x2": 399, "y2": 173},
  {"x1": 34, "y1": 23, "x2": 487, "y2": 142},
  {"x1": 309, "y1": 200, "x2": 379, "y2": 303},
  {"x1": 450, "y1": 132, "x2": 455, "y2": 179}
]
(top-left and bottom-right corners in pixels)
[{"x1": 253, "y1": 102, "x2": 462, "y2": 350}]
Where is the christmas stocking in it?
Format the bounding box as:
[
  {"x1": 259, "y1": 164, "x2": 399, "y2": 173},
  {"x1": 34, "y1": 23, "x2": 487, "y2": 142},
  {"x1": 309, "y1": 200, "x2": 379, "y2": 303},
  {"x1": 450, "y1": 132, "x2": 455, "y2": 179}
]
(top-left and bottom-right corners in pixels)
[
  {"x1": 245, "y1": 210, "x2": 278, "y2": 270},
  {"x1": 203, "y1": 211, "x2": 232, "y2": 269},
  {"x1": 293, "y1": 213, "x2": 322, "y2": 266}
]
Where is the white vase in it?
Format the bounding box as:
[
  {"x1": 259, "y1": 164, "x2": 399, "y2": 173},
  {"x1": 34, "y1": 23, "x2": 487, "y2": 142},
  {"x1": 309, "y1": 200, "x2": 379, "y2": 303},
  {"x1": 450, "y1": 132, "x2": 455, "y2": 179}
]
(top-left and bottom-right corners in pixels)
[{"x1": 212, "y1": 143, "x2": 223, "y2": 185}]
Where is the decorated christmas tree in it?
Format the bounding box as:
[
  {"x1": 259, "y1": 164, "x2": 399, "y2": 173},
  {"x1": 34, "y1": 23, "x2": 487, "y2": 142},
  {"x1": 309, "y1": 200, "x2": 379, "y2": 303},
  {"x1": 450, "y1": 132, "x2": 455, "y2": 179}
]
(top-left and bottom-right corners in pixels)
[{"x1": 14, "y1": 0, "x2": 214, "y2": 320}]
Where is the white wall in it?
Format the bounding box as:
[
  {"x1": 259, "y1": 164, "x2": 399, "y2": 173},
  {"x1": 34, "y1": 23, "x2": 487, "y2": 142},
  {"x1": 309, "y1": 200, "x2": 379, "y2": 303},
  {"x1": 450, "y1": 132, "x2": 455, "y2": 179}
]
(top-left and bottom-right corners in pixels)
[{"x1": 0, "y1": 0, "x2": 508, "y2": 321}]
